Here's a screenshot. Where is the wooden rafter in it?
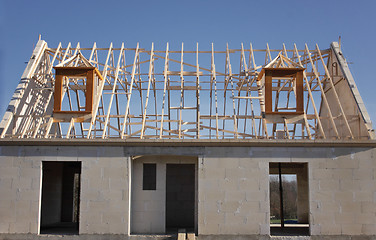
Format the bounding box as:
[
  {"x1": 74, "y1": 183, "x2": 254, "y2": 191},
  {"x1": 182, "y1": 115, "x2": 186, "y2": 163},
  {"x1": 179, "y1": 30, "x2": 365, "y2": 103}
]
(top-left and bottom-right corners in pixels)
[{"x1": 1, "y1": 40, "x2": 373, "y2": 140}]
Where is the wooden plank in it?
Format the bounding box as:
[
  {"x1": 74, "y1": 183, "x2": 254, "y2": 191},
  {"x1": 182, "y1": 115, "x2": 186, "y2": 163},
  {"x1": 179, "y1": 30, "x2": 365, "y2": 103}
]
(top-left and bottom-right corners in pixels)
[
  {"x1": 66, "y1": 118, "x2": 75, "y2": 138},
  {"x1": 177, "y1": 229, "x2": 186, "y2": 240},
  {"x1": 187, "y1": 233, "x2": 195, "y2": 240},
  {"x1": 141, "y1": 43, "x2": 155, "y2": 139},
  {"x1": 179, "y1": 43, "x2": 184, "y2": 139},
  {"x1": 87, "y1": 43, "x2": 112, "y2": 138},
  {"x1": 44, "y1": 118, "x2": 54, "y2": 138},
  {"x1": 85, "y1": 70, "x2": 94, "y2": 112},
  {"x1": 31, "y1": 117, "x2": 43, "y2": 138},
  {"x1": 264, "y1": 70, "x2": 273, "y2": 114},
  {"x1": 305, "y1": 44, "x2": 339, "y2": 138},
  {"x1": 3, "y1": 43, "x2": 358, "y2": 140},
  {"x1": 293, "y1": 44, "x2": 326, "y2": 139},
  {"x1": 196, "y1": 43, "x2": 201, "y2": 139},
  {"x1": 210, "y1": 44, "x2": 219, "y2": 139},
  {"x1": 201, "y1": 125, "x2": 254, "y2": 138},
  {"x1": 167, "y1": 86, "x2": 200, "y2": 90},
  {"x1": 248, "y1": 43, "x2": 258, "y2": 138},
  {"x1": 166, "y1": 71, "x2": 203, "y2": 76},
  {"x1": 102, "y1": 43, "x2": 124, "y2": 138},
  {"x1": 316, "y1": 44, "x2": 353, "y2": 139},
  {"x1": 120, "y1": 44, "x2": 139, "y2": 138},
  {"x1": 159, "y1": 43, "x2": 169, "y2": 138}
]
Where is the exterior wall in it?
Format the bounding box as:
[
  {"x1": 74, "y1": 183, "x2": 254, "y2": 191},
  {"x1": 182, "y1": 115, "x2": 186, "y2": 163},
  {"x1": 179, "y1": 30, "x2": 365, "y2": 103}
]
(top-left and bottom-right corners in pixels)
[
  {"x1": 308, "y1": 147, "x2": 376, "y2": 235},
  {"x1": 79, "y1": 147, "x2": 129, "y2": 234},
  {"x1": 131, "y1": 155, "x2": 197, "y2": 234},
  {"x1": 0, "y1": 146, "x2": 130, "y2": 235},
  {"x1": 0, "y1": 147, "x2": 41, "y2": 233},
  {"x1": 198, "y1": 150, "x2": 269, "y2": 235},
  {"x1": 0, "y1": 145, "x2": 375, "y2": 238},
  {"x1": 198, "y1": 146, "x2": 376, "y2": 236}
]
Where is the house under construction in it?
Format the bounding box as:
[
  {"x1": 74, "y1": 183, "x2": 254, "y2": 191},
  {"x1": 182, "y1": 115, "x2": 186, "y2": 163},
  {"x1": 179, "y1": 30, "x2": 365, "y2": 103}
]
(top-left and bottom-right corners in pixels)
[{"x1": 0, "y1": 39, "x2": 375, "y2": 240}]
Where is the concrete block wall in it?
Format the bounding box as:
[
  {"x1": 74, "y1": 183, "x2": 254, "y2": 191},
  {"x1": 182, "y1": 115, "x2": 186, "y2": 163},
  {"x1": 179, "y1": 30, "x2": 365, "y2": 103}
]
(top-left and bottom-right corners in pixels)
[
  {"x1": 131, "y1": 157, "x2": 166, "y2": 234},
  {"x1": 198, "y1": 148, "x2": 270, "y2": 235},
  {"x1": 79, "y1": 146, "x2": 129, "y2": 234},
  {"x1": 131, "y1": 155, "x2": 197, "y2": 234},
  {"x1": 0, "y1": 146, "x2": 130, "y2": 235},
  {"x1": 0, "y1": 144, "x2": 375, "y2": 238},
  {"x1": 0, "y1": 146, "x2": 41, "y2": 234},
  {"x1": 199, "y1": 147, "x2": 376, "y2": 236},
  {"x1": 309, "y1": 148, "x2": 376, "y2": 235}
]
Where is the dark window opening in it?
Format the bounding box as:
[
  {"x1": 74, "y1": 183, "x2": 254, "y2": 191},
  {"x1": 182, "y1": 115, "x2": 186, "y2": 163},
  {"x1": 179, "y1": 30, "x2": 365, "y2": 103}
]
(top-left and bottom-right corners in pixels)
[
  {"x1": 143, "y1": 163, "x2": 156, "y2": 190},
  {"x1": 40, "y1": 162, "x2": 81, "y2": 235}
]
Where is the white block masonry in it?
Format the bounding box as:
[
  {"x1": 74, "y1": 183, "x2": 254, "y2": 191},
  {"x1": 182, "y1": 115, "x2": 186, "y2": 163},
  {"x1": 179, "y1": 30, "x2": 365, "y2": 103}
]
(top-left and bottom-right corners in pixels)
[{"x1": 0, "y1": 145, "x2": 375, "y2": 237}]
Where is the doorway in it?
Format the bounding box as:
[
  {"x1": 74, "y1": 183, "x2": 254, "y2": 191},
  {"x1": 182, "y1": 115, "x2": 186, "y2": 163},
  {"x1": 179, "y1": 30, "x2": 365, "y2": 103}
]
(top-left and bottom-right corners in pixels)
[
  {"x1": 269, "y1": 162, "x2": 309, "y2": 236},
  {"x1": 40, "y1": 162, "x2": 81, "y2": 235},
  {"x1": 165, "y1": 164, "x2": 195, "y2": 231}
]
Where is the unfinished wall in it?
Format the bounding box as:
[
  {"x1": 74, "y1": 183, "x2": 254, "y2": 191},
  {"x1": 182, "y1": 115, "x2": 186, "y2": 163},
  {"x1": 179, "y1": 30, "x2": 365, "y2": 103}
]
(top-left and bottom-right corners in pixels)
[
  {"x1": 198, "y1": 148, "x2": 270, "y2": 235},
  {"x1": 79, "y1": 147, "x2": 129, "y2": 234},
  {"x1": 309, "y1": 147, "x2": 376, "y2": 235},
  {"x1": 0, "y1": 144, "x2": 375, "y2": 238},
  {"x1": 131, "y1": 155, "x2": 197, "y2": 234},
  {"x1": 131, "y1": 157, "x2": 165, "y2": 234},
  {"x1": 198, "y1": 146, "x2": 376, "y2": 236},
  {"x1": 0, "y1": 146, "x2": 41, "y2": 234},
  {"x1": 0, "y1": 146, "x2": 130, "y2": 235}
]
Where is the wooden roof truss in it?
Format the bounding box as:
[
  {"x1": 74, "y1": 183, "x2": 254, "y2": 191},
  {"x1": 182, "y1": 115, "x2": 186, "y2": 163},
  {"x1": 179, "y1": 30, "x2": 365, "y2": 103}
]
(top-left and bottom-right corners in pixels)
[{"x1": 0, "y1": 40, "x2": 374, "y2": 140}]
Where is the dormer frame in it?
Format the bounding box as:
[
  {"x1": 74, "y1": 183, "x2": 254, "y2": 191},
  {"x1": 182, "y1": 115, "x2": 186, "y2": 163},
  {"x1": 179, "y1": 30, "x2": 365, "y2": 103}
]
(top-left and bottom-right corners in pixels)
[
  {"x1": 53, "y1": 66, "x2": 103, "y2": 120},
  {"x1": 260, "y1": 67, "x2": 305, "y2": 115}
]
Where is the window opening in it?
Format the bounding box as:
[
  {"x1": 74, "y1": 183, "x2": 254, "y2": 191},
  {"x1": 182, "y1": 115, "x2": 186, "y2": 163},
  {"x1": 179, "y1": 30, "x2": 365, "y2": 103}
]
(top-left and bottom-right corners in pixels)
[{"x1": 143, "y1": 163, "x2": 156, "y2": 190}]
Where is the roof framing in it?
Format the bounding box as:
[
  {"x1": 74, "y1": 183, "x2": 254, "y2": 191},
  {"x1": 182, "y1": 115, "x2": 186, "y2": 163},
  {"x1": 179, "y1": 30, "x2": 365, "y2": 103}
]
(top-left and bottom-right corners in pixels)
[{"x1": 0, "y1": 40, "x2": 374, "y2": 140}]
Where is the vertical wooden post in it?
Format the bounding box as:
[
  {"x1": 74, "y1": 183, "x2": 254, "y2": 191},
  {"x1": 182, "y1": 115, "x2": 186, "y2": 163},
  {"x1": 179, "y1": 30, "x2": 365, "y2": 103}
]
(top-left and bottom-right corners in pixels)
[
  {"x1": 278, "y1": 163, "x2": 285, "y2": 228},
  {"x1": 296, "y1": 70, "x2": 304, "y2": 114},
  {"x1": 265, "y1": 70, "x2": 273, "y2": 114},
  {"x1": 54, "y1": 74, "x2": 63, "y2": 112},
  {"x1": 86, "y1": 70, "x2": 94, "y2": 112}
]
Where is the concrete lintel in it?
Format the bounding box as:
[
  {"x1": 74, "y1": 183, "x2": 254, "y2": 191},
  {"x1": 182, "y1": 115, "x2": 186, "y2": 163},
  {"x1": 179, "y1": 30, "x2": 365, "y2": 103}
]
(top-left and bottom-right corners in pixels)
[{"x1": 1, "y1": 138, "x2": 376, "y2": 148}]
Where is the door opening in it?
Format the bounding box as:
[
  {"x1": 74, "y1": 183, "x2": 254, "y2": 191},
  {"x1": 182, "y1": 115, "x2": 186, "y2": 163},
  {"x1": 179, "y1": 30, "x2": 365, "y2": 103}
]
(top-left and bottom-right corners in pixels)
[
  {"x1": 269, "y1": 162, "x2": 309, "y2": 236},
  {"x1": 40, "y1": 162, "x2": 81, "y2": 235},
  {"x1": 165, "y1": 164, "x2": 195, "y2": 231}
]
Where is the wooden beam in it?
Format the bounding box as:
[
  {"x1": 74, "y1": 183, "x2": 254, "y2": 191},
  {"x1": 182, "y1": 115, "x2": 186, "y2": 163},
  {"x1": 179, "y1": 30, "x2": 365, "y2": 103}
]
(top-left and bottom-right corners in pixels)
[
  {"x1": 294, "y1": 44, "x2": 325, "y2": 139},
  {"x1": 316, "y1": 44, "x2": 353, "y2": 139},
  {"x1": 141, "y1": 43, "x2": 155, "y2": 139},
  {"x1": 159, "y1": 43, "x2": 169, "y2": 139},
  {"x1": 121, "y1": 43, "x2": 139, "y2": 139},
  {"x1": 102, "y1": 43, "x2": 124, "y2": 138},
  {"x1": 305, "y1": 44, "x2": 339, "y2": 139},
  {"x1": 87, "y1": 43, "x2": 113, "y2": 138}
]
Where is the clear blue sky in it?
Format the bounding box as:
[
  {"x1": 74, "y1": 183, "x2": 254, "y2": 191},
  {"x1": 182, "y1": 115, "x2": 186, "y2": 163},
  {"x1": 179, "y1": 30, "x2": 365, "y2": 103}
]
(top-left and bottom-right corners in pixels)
[{"x1": 1, "y1": 0, "x2": 376, "y2": 127}]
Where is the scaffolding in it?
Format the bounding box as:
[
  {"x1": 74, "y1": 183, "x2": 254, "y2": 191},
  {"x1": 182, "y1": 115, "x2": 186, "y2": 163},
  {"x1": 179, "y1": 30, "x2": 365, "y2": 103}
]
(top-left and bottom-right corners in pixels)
[{"x1": 0, "y1": 40, "x2": 374, "y2": 140}]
